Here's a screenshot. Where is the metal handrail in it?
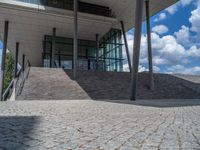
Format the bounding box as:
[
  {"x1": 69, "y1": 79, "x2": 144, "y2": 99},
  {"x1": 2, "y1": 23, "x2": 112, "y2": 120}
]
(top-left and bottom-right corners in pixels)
[
  {"x1": 1, "y1": 57, "x2": 31, "y2": 101},
  {"x1": 2, "y1": 79, "x2": 14, "y2": 101},
  {"x1": 1, "y1": 66, "x2": 22, "y2": 101}
]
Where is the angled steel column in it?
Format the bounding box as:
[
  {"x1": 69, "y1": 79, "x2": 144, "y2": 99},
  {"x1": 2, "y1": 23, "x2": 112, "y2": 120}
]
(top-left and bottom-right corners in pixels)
[
  {"x1": 51, "y1": 27, "x2": 56, "y2": 68},
  {"x1": 96, "y1": 34, "x2": 99, "y2": 70},
  {"x1": 73, "y1": 0, "x2": 78, "y2": 79},
  {"x1": 120, "y1": 21, "x2": 132, "y2": 73},
  {"x1": 14, "y1": 42, "x2": 19, "y2": 78},
  {"x1": 145, "y1": 0, "x2": 154, "y2": 90},
  {"x1": 0, "y1": 21, "x2": 9, "y2": 101},
  {"x1": 130, "y1": 0, "x2": 144, "y2": 100}
]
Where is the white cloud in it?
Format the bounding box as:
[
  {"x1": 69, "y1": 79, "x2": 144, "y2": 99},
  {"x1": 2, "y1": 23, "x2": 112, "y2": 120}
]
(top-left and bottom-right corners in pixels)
[
  {"x1": 166, "y1": 0, "x2": 193, "y2": 15},
  {"x1": 166, "y1": 5, "x2": 178, "y2": 15},
  {"x1": 152, "y1": 25, "x2": 169, "y2": 35},
  {"x1": 167, "y1": 65, "x2": 200, "y2": 75},
  {"x1": 154, "y1": 13, "x2": 167, "y2": 22},
  {"x1": 150, "y1": 33, "x2": 187, "y2": 66},
  {"x1": 174, "y1": 25, "x2": 190, "y2": 46},
  {"x1": 187, "y1": 45, "x2": 200, "y2": 57},
  {"x1": 139, "y1": 65, "x2": 148, "y2": 72},
  {"x1": 124, "y1": 31, "x2": 189, "y2": 72},
  {"x1": 189, "y1": 1, "x2": 200, "y2": 35},
  {"x1": 153, "y1": 66, "x2": 160, "y2": 73},
  {"x1": 123, "y1": 63, "x2": 130, "y2": 72},
  {"x1": 180, "y1": 0, "x2": 193, "y2": 6}
]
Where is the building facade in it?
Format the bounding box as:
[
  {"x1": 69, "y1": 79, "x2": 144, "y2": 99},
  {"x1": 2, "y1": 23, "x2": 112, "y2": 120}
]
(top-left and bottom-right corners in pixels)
[{"x1": 0, "y1": 0, "x2": 178, "y2": 100}]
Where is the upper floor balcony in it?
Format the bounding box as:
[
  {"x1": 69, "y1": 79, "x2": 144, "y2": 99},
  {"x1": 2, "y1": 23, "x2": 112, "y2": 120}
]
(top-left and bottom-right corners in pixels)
[{"x1": 14, "y1": 0, "x2": 112, "y2": 17}]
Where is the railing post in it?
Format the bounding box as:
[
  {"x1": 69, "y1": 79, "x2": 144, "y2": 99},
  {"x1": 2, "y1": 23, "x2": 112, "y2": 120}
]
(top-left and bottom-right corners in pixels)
[
  {"x1": 22, "y1": 54, "x2": 25, "y2": 72},
  {"x1": 0, "y1": 21, "x2": 9, "y2": 101},
  {"x1": 15, "y1": 42, "x2": 19, "y2": 78},
  {"x1": 130, "y1": 0, "x2": 144, "y2": 100}
]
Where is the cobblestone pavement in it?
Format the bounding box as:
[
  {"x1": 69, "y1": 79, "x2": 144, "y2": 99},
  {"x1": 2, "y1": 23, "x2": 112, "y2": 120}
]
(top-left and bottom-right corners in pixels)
[{"x1": 0, "y1": 100, "x2": 200, "y2": 150}]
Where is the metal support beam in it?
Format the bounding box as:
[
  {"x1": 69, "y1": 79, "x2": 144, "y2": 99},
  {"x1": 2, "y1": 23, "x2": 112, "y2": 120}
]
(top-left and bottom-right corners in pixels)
[
  {"x1": 22, "y1": 54, "x2": 25, "y2": 72},
  {"x1": 130, "y1": 0, "x2": 144, "y2": 100},
  {"x1": 73, "y1": 0, "x2": 78, "y2": 79},
  {"x1": 120, "y1": 21, "x2": 132, "y2": 73},
  {"x1": 145, "y1": 0, "x2": 154, "y2": 90},
  {"x1": 51, "y1": 27, "x2": 56, "y2": 68},
  {"x1": 96, "y1": 34, "x2": 99, "y2": 70},
  {"x1": 0, "y1": 21, "x2": 9, "y2": 101},
  {"x1": 14, "y1": 42, "x2": 19, "y2": 78}
]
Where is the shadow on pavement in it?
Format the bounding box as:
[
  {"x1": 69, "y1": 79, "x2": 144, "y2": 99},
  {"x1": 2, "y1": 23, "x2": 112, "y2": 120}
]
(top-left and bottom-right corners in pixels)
[{"x1": 0, "y1": 116, "x2": 40, "y2": 150}]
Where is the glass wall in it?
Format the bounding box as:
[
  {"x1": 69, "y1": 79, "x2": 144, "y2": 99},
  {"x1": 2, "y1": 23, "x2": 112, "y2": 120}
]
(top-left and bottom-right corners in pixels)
[
  {"x1": 99, "y1": 29, "x2": 123, "y2": 71},
  {"x1": 43, "y1": 36, "x2": 96, "y2": 70},
  {"x1": 43, "y1": 28, "x2": 124, "y2": 71}
]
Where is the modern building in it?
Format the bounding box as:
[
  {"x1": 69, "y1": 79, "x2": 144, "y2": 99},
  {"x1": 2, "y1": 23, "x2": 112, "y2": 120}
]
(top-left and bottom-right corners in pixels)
[{"x1": 0, "y1": 0, "x2": 178, "y2": 100}]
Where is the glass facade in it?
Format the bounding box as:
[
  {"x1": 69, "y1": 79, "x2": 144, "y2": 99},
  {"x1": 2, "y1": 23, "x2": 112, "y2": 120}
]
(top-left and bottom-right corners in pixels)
[
  {"x1": 99, "y1": 29, "x2": 123, "y2": 71},
  {"x1": 43, "y1": 29, "x2": 124, "y2": 72},
  {"x1": 15, "y1": 0, "x2": 112, "y2": 17}
]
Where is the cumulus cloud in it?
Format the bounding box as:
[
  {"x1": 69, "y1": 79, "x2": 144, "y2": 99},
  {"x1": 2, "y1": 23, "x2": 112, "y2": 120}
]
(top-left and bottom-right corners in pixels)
[
  {"x1": 153, "y1": 66, "x2": 161, "y2": 73},
  {"x1": 187, "y1": 46, "x2": 200, "y2": 58},
  {"x1": 154, "y1": 13, "x2": 167, "y2": 22},
  {"x1": 166, "y1": 0, "x2": 193, "y2": 15},
  {"x1": 174, "y1": 25, "x2": 190, "y2": 46},
  {"x1": 180, "y1": 0, "x2": 193, "y2": 6},
  {"x1": 167, "y1": 65, "x2": 200, "y2": 75},
  {"x1": 152, "y1": 25, "x2": 169, "y2": 35},
  {"x1": 166, "y1": 5, "x2": 178, "y2": 15},
  {"x1": 138, "y1": 65, "x2": 148, "y2": 72},
  {"x1": 189, "y1": 1, "x2": 200, "y2": 35}
]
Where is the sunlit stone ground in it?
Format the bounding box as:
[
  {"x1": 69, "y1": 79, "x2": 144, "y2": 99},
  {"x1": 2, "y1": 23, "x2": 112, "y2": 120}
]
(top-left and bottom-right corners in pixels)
[{"x1": 0, "y1": 99, "x2": 200, "y2": 150}]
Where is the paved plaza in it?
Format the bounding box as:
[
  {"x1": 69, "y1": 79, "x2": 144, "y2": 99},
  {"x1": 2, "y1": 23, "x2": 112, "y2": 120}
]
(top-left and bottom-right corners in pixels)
[{"x1": 0, "y1": 100, "x2": 200, "y2": 150}]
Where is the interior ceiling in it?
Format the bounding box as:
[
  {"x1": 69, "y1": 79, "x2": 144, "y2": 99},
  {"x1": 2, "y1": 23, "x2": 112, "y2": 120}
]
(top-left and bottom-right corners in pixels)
[{"x1": 0, "y1": 0, "x2": 178, "y2": 67}]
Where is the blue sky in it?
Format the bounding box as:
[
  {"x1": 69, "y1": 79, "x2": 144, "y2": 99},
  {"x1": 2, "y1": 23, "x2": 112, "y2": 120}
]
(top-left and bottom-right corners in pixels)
[
  {"x1": 0, "y1": 0, "x2": 200, "y2": 74},
  {"x1": 124, "y1": 0, "x2": 200, "y2": 75}
]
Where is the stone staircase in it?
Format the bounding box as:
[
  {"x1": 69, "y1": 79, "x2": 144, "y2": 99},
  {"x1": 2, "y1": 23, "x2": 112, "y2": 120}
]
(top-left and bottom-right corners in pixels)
[
  {"x1": 16, "y1": 67, "x2": 90, "y2": 100},
  {"x1": 17, "y1": 67, "x2": 200, "y2": 100}
]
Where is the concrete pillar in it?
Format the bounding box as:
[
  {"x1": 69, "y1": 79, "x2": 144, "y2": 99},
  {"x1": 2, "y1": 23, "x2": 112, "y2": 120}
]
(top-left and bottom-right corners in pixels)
[
  {"x1": 96, "y1": 34, "x2": 99, "y2": 70},
  {"x1": 73, "y1": 0, "x2": 78, "y2": 79},
  {"x1": 130, "y1": 0, "x2": 144, "y2": 100},
  {"x1": 51, "y1": 27, "x2": 56, "y2": 68},
  {"x1": 0, "y1": 21, "x2": 9, "y2": 101},
  {"x1": 120, "y1": 21, "x2": 132, "y2": 73},
  {"x1": 145, "y1": 0, "x2": 154, "y2": 90}
]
